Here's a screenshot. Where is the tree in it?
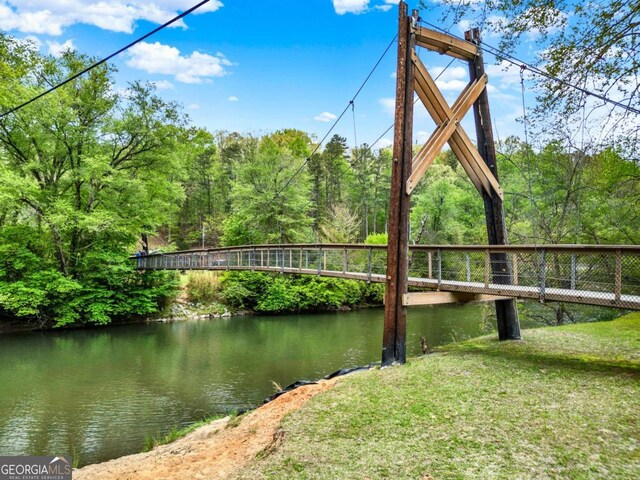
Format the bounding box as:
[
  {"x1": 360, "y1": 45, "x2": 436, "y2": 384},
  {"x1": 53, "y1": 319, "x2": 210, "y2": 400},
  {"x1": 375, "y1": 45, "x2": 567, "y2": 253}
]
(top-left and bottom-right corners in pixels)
[
  {"x1": 0, "y1": 39, "x2": 183, "y2": 326},
  {"x1": 427, "y1": 0, "x2": 640, "y2": 152},
  {"x1": 221, "y1": 133, "x2": 313, "y2": 245},
  {"x1": 319, "y1": 204, "x2": 360, "y2": 243}
]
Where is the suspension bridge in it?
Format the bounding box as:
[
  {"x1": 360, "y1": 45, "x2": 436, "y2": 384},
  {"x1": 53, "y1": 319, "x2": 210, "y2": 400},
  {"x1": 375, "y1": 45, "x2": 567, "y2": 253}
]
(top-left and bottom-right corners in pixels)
[
  {"x1": 136, "y1": 244, "x2": 640, "y2": 311},
  {"x1": 131, "y1": 1, "x2": 640, "y2": 366}
]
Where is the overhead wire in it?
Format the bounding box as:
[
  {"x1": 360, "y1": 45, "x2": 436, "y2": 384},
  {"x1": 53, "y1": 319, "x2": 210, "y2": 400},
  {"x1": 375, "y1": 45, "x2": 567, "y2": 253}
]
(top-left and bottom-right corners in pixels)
[
  {"x1": 0, "y1": 0, "x2": 213, "y2": 118},
  {"x1": 419, "y1": 19, "x2": 640, "y2": 117},
  {"x1": 335, "y1": 54, "x2": 458, "y2": 183},
  {"x1": 275, "y1": 33, "x2": 398, "y2": 196}
]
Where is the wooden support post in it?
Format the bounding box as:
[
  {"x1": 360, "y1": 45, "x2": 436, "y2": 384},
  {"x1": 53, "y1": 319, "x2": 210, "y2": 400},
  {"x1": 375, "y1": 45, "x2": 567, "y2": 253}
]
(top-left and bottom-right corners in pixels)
[
  {"x1": 466, "y1": 28, "x2": 520, "y2": 341},
  {"x1": 465, "y1": 253, "x2": 471, "y2": 282},
  {"x1": 383, "y1": 2, "x2": 414, "y2": 366},
  {"x1": 343, "y1": 247, "x2": 347, "y2": 273},
  {"x1": 540, "y1": 248, "x2": 546, "y2": 302},
  {"x1": 615, "y1": 249, "x2": 622, "y2": 302}
]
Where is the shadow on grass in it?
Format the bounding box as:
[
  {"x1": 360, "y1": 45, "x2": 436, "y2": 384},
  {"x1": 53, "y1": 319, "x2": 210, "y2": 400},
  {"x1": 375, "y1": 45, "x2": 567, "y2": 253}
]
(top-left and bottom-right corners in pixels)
[{"x1": 445, "y1": 342, "x2": 640, "y2": 378}]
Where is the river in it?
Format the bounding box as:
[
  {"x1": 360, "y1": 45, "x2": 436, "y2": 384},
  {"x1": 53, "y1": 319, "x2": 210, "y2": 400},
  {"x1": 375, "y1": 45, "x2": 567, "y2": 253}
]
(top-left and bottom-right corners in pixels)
[{"x1": 0, "y1": 304, "x2": 490, "y2": 466}]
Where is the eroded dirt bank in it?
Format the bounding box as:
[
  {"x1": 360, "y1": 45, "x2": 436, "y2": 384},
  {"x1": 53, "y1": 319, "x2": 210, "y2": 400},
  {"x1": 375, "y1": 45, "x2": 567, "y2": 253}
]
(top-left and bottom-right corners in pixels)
[{"x1": 75, "y1": 379, "x2": 337, "y2": 480}]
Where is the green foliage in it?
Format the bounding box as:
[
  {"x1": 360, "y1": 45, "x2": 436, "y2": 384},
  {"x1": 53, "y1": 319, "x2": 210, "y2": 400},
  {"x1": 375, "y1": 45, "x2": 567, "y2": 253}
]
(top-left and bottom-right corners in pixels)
[
  {"x1": 185, "y1": 271, "x2": 219, "y2": 305},
  {"x1": 217, "y1": 271, "x2": 381, "y2": 314},
  {"x1": 428, "y1": 0, "x2": 640, "y2": 153},
  {"x1": 0, "y1": 39, "x2": 182, "y2": 327},
  {"x1": 364, "y1": 233, "x2": 387, "y2": 244},
  {"x1": 221, "y1": 132, "x2": 313, "y2": 246}
]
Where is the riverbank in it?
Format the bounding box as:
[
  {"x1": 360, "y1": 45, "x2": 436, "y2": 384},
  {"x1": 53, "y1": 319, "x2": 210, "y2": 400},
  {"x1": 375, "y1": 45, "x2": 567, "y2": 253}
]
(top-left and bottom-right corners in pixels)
[
  {"x1": 74, "y1": 379, "x2": 337, "y2": 480},
  {"x1": 76, "y1": 313, "x2": 640, "y2": 479}
]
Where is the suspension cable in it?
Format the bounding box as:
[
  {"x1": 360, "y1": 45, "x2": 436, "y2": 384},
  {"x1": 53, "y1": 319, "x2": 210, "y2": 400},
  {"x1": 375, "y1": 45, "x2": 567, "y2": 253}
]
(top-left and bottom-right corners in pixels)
[
  {"x1": 520, "y1": 65, "x2": 531, "y2": 152},
  {"x1": 275, "y1": 33, "x2": 398, "y2": 197},
  {"x1": 0, "y1": 0, "x2": 212, "y2": 118},
  {"x1": 419, "y1": 19, "x2": 640, "y2": 117},
  {"x1": 351, "y1": 100, "x2": 358, "y2": 151},
  {"x1": 335, "y1": 55, "x2": 458, "y2": 183}
]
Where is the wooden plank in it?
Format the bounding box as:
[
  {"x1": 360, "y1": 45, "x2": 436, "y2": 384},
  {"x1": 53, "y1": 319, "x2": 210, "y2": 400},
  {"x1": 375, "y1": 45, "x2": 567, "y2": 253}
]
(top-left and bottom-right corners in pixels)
[
  {"x1": 407, "y1": 74, "x2": 487, "y2": 193},
  {"x1": 403, "y1": 292, "x2": 510, "y2": 305},
  {"x1": 466, "y1": 28, "x2": 520, "y2": 341},
  {"x1": 411, "y1": 54, "x2": 502, "y2": 198},
  {"x1": 383, "y1": 2, "x2": 413, "y2": 366},
  {"x1": 615, "y1": 249, "x2": 622, "y2": 301},
  {"x1": 416, "y1": 82, "x2": 484, "y2": 193},
  {"x1": 414, "y1": 79, "x2": 488, "y2": 189},
  {"x1": 415, "y1": 27, "x2": 478, "y2": 60}
]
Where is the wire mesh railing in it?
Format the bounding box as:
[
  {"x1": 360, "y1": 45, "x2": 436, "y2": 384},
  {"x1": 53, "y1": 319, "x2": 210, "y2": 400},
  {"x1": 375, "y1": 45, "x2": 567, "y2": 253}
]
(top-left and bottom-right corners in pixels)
[{"x1": 134, "y1": 244, "x2": 640, "y2": 309}]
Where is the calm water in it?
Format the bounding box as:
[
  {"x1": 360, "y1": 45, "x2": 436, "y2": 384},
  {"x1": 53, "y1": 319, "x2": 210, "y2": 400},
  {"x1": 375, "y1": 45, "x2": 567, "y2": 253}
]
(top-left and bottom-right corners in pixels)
[{"x1": 0, "y1": 305, "x2": 489, "y2": 466}]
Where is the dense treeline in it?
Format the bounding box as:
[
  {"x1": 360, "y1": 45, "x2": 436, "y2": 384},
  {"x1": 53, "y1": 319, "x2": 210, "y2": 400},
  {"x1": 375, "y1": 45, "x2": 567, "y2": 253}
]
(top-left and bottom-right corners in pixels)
[{"x1": 0, "y1": 35, "x2": 637, "y2": 328}]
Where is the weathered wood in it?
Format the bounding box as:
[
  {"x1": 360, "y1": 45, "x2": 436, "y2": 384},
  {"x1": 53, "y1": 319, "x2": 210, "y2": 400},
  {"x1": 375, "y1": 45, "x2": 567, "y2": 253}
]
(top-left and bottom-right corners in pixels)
[
  {"x1": 403, "y1": 292, "x2": 510, "y2": 306},
  {"x1": 415, "y1": 26, "x2": 478, "y2": 60},
  {"x1": 466, "y1": 28, "x2": 520, "y2": 341},
  {"x1": 615, "y1": 249, "x2": 622, "y2": 301},
  {"x1": 383, "y1": 2, "x2": 413, "y2": 366},
  {"x1": 410, "y1": 54, "x2": 502, "y2": 198},
  {"x1": 407, "y1": 74, "x2": 487, "y2": 193}
]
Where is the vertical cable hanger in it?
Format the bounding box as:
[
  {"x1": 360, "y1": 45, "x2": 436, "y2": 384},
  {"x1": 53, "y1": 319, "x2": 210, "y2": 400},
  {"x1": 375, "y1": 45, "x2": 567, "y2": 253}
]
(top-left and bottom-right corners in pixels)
[
  {"x1": 520, "y1": 65, "x2": 533, "y2": 167},
  {"x1": 350, "y1": 100, "x2": 358, "y2": 151}
]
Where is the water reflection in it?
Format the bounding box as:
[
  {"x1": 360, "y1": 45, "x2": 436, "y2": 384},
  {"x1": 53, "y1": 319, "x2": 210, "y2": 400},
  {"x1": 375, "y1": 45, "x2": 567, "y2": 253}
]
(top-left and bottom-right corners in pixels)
[{"x1": 0, "y1": 304, "x2": 489, "y2": 465}]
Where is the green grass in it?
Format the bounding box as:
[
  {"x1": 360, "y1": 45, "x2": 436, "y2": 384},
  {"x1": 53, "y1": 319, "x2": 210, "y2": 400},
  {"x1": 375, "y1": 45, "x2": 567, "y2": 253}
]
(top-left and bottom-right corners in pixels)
[{"x1": 237, "y1": 314, "x2": 640, "y2": 479}]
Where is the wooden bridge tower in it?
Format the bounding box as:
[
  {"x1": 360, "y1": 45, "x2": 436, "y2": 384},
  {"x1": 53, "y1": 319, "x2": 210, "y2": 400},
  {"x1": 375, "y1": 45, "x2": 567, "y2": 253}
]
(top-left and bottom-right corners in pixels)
[{"x1": 382, "y1": 1, "x2": 521, "y2": 366}]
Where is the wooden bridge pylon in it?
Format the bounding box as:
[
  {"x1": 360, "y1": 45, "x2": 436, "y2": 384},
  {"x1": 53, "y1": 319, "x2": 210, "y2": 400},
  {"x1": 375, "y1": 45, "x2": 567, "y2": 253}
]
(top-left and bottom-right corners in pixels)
[{"x1": 382, "y1": 2, "x2": 521, "y2": 366}]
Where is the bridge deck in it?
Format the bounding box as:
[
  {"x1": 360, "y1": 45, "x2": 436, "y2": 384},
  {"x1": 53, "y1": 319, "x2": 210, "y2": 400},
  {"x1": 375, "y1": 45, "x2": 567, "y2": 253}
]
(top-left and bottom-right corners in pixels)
[{"x1": 134, "y1": 244, "x2": 640, "y2": 310}]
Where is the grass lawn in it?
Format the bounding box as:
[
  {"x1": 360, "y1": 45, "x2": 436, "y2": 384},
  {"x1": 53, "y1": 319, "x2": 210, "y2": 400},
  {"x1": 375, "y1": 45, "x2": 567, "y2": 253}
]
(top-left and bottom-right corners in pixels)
[{"x1": 237, "y1": 313, "x2": 640, "y2": 479}]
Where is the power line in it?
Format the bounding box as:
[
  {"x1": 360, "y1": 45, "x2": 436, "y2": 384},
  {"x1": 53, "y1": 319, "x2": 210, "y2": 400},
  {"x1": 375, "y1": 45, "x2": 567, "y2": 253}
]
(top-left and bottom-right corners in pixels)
[
  {"x1": 275, "y1": 34, "x2": 398, "y2": 196},
  {"x1": 0, "y1": 0, "x2": 212, "y2": 118},
  {"x1": 335, "y1": 55, "x2": 458, "y2": 183},
  {"x1": 419, "y1": 19, "x2": 640, "y2": 117}
]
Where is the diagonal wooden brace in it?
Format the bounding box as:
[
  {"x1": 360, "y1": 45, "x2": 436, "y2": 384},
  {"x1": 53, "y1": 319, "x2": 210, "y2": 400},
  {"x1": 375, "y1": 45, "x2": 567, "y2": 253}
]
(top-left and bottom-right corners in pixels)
[
  {"x1": 406, "y1": 53, "x2": 504, "y2": 199},
  {"x1": 407, "y1": 71, "x2": 486, "y2": 193},
  {"x1": 413, "y1": 58, "x2": 501, "y2": 197}
]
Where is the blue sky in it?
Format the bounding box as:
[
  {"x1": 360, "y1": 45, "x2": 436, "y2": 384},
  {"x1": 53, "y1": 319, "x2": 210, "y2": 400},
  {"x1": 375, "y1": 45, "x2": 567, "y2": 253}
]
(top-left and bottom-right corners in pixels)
[{"x1": 2, "y1": 0, "x2": 532, "y2": 150}]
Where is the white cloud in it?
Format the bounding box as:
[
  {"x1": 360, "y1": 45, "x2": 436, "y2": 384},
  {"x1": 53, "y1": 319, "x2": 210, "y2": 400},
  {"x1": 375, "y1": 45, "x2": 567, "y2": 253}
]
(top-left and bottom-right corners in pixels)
[
  {"x1": 188, "y1": 103, "x2": 200, "y2": 110},
  {"x1": 375, "y1": 5, "x2": 393, "y2": 11},
  {"x1": 390, "y1": 71, "x2": 397, "y2": 79},
  {"x1": 314, "y1": 111, "x2": 337, "y2": 122},
  {"x1": 228, "y1": 95, "x2": 238, "y2": 102},
  {"x1": 333, "y1": 0, "x2": 369, "y2": 15},
  {"x1": 126, "y1": 42, "x2": 233, "y2": 83},
  {"x1": 379, "y1": 97, "x2": 395, "y2": 116},
  {"x1": 486, "y1": 61, "x2": 522, "y2": 89},
  {"x1": 47, "y1": 39, "x2": 74, "y2": 57},
  {"x1": 0, "y1": 1, "x2": 223, "y2": 36},
  {"x1": 151, "y1": 80, "x2": 174, "y2": 90},
  {"x1": 376, "y1": 138, "x2": 393, "y2": 148},
  {"x1": 429, "y1": 65, "x2": 470, "y2": 91}
]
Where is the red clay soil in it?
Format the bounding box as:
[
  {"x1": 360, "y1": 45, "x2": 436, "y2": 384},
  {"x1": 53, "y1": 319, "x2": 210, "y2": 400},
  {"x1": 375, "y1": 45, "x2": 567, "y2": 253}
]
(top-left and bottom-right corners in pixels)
[{"x1": 74, "y1": 379, "x2": 337, "y2": 480}]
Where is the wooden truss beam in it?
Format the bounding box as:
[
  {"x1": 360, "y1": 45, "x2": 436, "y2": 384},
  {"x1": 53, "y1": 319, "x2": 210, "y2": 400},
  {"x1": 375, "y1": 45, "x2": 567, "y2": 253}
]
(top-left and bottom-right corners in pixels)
[
  {"x1": 415, "y1": 27, "x2": 479, "y2": 60},
  {"x1": 407, "y1": 53, "x2": 503, "y2": 199},
  {"x1": 402, "y1": 292, "x2": 510, "y2": 306}
]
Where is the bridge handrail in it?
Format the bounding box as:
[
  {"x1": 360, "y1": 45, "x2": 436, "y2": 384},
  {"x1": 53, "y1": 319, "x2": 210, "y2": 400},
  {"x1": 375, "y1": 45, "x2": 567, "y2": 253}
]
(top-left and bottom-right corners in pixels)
[{"x1": 133, "y1": 243, "x2": 640, "y2": 258}]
